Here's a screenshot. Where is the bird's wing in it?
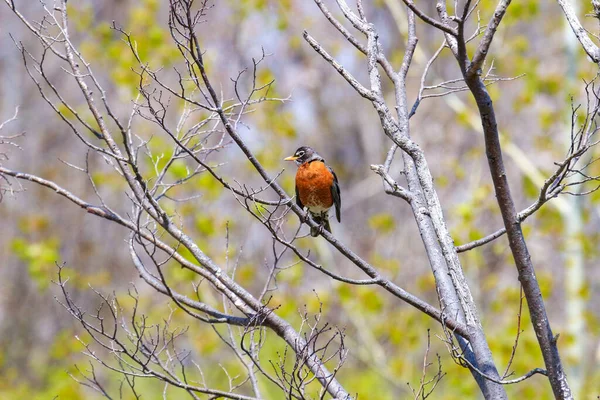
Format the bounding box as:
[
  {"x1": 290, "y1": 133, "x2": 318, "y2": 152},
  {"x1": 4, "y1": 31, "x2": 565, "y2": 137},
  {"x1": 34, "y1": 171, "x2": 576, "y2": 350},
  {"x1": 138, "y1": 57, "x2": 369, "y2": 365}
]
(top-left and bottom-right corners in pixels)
[
  {"x1": 295, "y1": 184, "x2": 304, "y2": 209},
  {"x1": 329, "y1": 167, "x2": 341, "y2": 222}
]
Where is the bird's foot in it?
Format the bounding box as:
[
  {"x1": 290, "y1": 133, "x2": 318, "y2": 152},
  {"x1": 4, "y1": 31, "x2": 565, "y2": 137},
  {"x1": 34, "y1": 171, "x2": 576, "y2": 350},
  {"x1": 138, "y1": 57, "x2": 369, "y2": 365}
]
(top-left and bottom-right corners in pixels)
[
  {"x1": 317, "y1": 223, "x2": 326, "y2": 235},
  {"x1": 299, "y1": 212, "x2": 310, "y2": 224}
]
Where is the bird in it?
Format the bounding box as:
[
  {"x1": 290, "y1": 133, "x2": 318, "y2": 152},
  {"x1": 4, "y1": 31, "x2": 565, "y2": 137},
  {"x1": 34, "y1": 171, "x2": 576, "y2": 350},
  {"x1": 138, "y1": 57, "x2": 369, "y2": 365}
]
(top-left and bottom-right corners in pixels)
[{"x1": 284, "y1": 146, "x2": 341, "y2": 237}]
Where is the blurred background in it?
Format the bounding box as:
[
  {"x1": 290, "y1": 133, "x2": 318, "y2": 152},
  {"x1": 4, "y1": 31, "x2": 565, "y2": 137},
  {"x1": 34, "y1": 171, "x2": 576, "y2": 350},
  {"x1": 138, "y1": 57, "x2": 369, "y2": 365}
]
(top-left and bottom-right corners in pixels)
[{"x1": 1, "y1": 0, "x2": 599, "y2": 398}]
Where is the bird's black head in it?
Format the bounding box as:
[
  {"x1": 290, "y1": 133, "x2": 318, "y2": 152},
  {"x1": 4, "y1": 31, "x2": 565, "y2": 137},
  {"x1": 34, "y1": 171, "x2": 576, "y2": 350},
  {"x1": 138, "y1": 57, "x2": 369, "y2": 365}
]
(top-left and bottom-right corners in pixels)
[{"x1": 284, "y1": 146, "x2": 324, "y2": 165}]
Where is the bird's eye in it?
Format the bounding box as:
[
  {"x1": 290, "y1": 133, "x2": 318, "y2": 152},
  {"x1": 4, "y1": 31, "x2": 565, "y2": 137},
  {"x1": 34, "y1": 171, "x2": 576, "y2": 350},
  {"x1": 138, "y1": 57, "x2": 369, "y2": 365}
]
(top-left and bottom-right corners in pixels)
[{"x1": 297, "y1": 150, "x2": 305, "y2": 157}]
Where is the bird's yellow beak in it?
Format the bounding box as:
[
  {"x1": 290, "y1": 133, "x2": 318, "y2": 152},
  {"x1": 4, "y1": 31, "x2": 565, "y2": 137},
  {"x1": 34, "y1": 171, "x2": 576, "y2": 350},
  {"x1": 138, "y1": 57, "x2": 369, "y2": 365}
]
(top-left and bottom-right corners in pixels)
[{"x1": 284, "y1": 155, "x2": 298, "y2": 161}]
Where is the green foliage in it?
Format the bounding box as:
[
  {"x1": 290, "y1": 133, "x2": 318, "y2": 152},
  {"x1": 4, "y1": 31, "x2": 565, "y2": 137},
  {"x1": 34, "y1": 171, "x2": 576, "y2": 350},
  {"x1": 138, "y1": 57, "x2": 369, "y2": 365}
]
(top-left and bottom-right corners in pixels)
[
  {"x1": 581, "y1": 233, "x2": 600, "y2": 258},
  {"x1": 505, "y1": 0, "x2": 539, "y2": 23},
  {"x1": 357, "y1": 286, "x2": 385, "y2": 313},
  {"x1": 521, "y1": 175, "x2": 539, "y2": 199},
  {"x1": 370, "y1": 253, "x2": 401, "y2": 274},
  {"x1": 195, "y1": 214, "x2": 216, "y2": 236},
  {"x1": 538, "y1": 108, "x2": 558, "y2": 132},
  {"x1": 537, "y1": 206, "x2": 564, "y2": 236},
  {"x1": 11, "y1": 237, "x2": 60, "y2": 290},
  {"x1": 70, "y1": 0, "x2": 180, "y2": 95},
  {"x1": 195, "y1": 172, "x2": 224, "y2": 200},
  {"x1": 346, "y1": 369, "x2": 390, "y2": 399},
  {"x1": 0, "y1": 328, "x2": 87, "y2": 399},
  {"x1": 6, "y1": 0, "x2": 600, "y2": 398},
  {"x1": 451, "y1": 184, "x2": 495, "y2": 247},
  {"x1": 276, "y1": 261, "x2": 304, "y2": 286},
  {"x1": 168, "y1": 160, "x2": 190, "y2": 180},
  {"x1": 485, "y1": 285, "x2": 554, "y2": 398},
  {"x1": 368, "y1": 213, "x2": 395, "y2": 234}
]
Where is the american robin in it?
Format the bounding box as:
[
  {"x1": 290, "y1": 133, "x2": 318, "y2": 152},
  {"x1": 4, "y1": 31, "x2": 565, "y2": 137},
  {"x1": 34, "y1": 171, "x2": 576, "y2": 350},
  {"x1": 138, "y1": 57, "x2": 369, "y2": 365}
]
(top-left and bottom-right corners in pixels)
[{"x1": 284, "y1": 146, "x2": 341, "y2": 237}]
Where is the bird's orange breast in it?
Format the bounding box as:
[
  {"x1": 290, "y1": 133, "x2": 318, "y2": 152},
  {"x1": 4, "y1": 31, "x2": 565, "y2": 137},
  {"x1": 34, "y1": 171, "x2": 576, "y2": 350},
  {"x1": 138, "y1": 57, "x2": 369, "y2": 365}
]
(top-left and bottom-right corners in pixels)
[{"x1": 296, "y1": 161, "x2": 334, "y2": 210}]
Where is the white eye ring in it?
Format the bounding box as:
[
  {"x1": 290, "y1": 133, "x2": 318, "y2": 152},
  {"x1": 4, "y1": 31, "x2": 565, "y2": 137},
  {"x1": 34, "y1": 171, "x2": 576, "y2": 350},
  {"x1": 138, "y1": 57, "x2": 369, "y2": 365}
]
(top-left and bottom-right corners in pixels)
[{"x1": 297, "y1": 151, "x2": 305, "y2": 157}]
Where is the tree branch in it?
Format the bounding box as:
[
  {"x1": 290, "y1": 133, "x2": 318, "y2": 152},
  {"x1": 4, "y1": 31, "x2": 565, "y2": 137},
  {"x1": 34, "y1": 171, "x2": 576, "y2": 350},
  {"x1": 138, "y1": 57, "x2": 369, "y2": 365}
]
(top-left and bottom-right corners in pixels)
[
  {"x1": 400, "y1": 0, "x2": 458, "y2": 36},
  {"x1": 556, "y1": 0, "x2": 600, "y2": 63},
  {"x1": 457, "y1": 1, "x2": 574, "y2": 393},
  {"x1": 467, "y1": 0, "x2": 512, "y2": 76}
]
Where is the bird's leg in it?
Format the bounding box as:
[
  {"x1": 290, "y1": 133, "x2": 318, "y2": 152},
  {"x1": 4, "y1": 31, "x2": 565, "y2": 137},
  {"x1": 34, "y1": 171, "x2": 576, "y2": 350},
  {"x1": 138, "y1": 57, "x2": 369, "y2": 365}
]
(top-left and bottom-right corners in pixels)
[
  {"x1": 317, "y1": 212, "x2": 326, "y2": 235},
  {"x1": 299, "y1": 208, "x2": 310, "y2": 224}
]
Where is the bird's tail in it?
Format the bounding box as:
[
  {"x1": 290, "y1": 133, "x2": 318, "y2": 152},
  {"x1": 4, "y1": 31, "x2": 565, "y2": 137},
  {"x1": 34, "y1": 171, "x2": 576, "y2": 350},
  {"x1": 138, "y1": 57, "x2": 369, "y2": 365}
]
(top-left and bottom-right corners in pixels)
[{"x1": 310, "y1": 214, "x2": 331, "y2": 237}]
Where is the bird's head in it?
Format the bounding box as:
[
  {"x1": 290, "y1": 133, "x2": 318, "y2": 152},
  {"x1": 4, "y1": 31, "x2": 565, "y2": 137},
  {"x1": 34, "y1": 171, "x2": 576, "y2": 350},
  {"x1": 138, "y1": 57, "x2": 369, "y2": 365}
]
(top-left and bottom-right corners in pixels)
[{"x1": 284, "y1": 146, "x2": 323, "y2": 165}]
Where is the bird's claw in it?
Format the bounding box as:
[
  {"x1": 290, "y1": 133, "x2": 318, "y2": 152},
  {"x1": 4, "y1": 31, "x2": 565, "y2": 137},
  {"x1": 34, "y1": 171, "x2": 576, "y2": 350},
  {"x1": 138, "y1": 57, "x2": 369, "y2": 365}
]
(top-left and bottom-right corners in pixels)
[
  {"x1": 317, "y1": 224, "x2": 325, "y2": 235},
  {"x1": 299, "y1": 213, "x2": 309, "y2": 224}
]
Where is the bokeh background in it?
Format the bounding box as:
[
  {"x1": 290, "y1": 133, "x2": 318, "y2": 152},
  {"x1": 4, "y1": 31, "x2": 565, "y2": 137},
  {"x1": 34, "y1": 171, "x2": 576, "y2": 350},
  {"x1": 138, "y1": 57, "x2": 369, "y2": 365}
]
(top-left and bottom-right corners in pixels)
[{"x1": 1, "y1": 0, "x2": 599, "y2": 398}]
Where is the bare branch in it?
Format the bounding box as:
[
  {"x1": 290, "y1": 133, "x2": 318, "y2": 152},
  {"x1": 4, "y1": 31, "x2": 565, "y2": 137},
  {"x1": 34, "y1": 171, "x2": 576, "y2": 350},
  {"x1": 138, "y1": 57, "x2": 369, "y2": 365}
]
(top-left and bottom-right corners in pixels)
[
  {"x1": 557, "y1": 0, "x2": 600, "y2": 63},
  {"x1": 467, "y1": 0, "x2": 512, "y2": 76},
  {"x1": 303, "y1": 31, "x2": 375, "y2": 100},
  {"x1": 400, "y1": 0, "x2": 458, "y2": 36}
]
